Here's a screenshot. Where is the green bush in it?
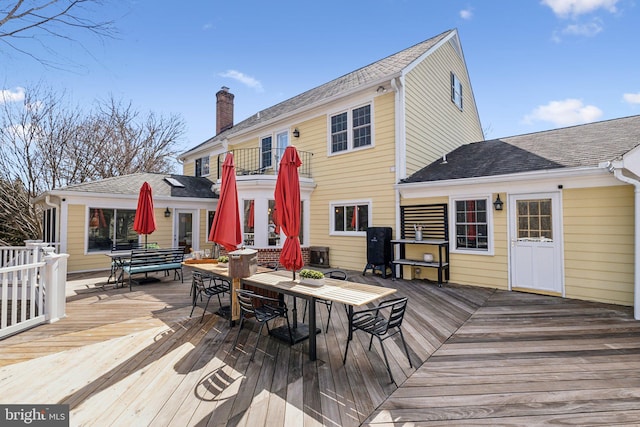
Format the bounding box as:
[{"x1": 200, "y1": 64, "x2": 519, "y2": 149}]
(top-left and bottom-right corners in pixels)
[{"x1": 299, "y1": 268, "x2": 324, "y2": 279}]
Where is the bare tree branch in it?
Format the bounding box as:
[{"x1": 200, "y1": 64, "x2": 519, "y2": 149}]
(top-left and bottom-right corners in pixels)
[
  {"x1": 0, "y1": 0, "x2": 116, "y2": 67},
  {"x1": 0, "y1": 84, "x2": 186, "y2": 243}
]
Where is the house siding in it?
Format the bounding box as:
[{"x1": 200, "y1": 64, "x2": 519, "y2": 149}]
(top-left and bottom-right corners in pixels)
[
  {"x1": 305, "y1": 93, "x2": 397, "y2": 271},
  {"x1": 404, "y1": 40, "x2": 483, "y2": 177},
  {"x1": 65, "y1": 204, "x2": 176, "y2": 273},
  {"x1": 563, "y1": 186, "x2": 635, "y2": 306},
  {"x1": 399, "y1": 196, "x2": 509, "y2": 289},
  {"x1": 182, "y1": 161, "x2": 195, "y2": 177}
]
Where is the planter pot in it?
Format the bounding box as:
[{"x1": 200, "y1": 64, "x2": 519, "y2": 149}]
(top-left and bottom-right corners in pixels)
[
  {"x1": 299, "y1": 277, "x2": 325, "y2": 287},
  {"x1": 218, "y1": 262, "x2": 228, "y2": 268}
]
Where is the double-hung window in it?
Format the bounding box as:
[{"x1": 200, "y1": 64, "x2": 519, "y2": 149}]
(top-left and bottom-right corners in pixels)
[
  {"x1": 195, "y1": 156, "x2": 210, "y2": 177},
  {"x1": 451, "y1": 72, "x2": 463, "y2": 110},
  {"x1": 330, "y1": 104, "x2": 371, "y2": 154},
  {"x1": 453, "y1": 197, "x2": 489, "y2": 252},
  {"x1": 331, "y1": 202, "x2": 370, "y2": 234}
]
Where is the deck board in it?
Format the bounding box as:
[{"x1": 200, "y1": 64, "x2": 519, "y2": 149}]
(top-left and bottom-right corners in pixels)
[{"x1": 2, "y1": 270, "x2": 640, "y2": 425}]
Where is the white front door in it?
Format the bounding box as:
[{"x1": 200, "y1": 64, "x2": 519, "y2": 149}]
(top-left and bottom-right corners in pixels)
[
  {"x1": 174, "y1": 209, "x2": 197, "y2": 254},
  {"x1": 509, "y1": 193, "x2": 563, "y2": 294}
]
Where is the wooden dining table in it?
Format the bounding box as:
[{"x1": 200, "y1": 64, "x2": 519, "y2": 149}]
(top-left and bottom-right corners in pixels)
[{"x1": 240, "y1": 269, "x2": 397, "y2": 361}]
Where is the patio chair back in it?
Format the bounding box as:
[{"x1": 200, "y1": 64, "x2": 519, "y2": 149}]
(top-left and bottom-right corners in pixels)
[
  {"x1": 343, "y1": 296, "x2": 413, "y2": 384},
  {"x1": 190, "y1": 271, "x2": 230, "y2": 322},
  {"x1": 233, "y1": 289, "x2": 293, "y2": 361}
]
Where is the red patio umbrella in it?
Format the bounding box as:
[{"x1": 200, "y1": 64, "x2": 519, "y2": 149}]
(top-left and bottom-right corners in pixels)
[
  {"x1": 274, "y1": 146, "x2": 303, "y2": 277},
  {"x1": 133, "y1": 181, "x2": 157, "y2": 247},
  {"x1": 209, "y1": 153, "x2": 242, "y2": 252}
]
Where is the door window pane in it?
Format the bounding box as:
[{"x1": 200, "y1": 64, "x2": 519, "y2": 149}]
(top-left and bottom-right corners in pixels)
[{"x1": 517, "y1": 199, "x2": 553, "y2": 241}]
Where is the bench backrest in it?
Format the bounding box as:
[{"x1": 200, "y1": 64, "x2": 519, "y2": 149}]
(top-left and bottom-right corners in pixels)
[
  {"x1": 128, "y1": 247, "x2": 185, "y2": 266},
  {"x1": 113, "y1": 242, "x2": 159, "y2": 251}
]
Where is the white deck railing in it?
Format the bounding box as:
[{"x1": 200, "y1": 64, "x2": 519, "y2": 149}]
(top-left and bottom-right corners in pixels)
[{"x1": 0, "y1": 242, "x2": 69, "y2": 339}]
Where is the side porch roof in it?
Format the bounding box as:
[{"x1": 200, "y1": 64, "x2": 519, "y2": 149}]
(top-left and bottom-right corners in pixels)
[
  {"x1": 401, "y1": 115, "x2": 640, "y2": 184},
  {"x1": 34, "y1": 172, "x2": 217, "y2": 202}
]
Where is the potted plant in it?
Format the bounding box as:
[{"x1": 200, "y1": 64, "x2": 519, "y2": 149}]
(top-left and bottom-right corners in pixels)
[
  {"x1": 217, "y1": 255, "x2": 229, "y2": 266},
  {"x1": 299, "y1": 268, "x2": 325, "y2": 286}
]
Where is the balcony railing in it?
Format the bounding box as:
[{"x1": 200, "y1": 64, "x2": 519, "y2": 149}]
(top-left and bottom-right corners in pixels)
[{"x1": 216, "y1": 148, "x2": 313, "y2": 180}]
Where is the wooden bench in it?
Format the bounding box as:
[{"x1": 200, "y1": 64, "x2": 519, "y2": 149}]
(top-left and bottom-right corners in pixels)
[{"x1": 121, "y1": 247, "x2": 185, "y2": 291}]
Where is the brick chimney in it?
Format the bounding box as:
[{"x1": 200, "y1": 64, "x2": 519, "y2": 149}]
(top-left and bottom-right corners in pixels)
[{"x1": 216, "y1": 86, "x2": 234, "y2": 135}]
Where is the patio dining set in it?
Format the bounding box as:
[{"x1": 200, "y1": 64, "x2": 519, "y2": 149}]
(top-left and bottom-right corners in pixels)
[{"x1": 186, "y1": 261, "x2": 413, "y2": 384}]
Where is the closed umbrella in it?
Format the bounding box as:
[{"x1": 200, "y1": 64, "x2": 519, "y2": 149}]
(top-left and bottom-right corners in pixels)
[
  {"x1": 271, "y1": 145, "x2": 308, "y2": 343},
  {"x1": 209, "y1": 153, "x2": 242, "y2": 252},
  {"x1": 133, "y1": 181, "x2": 157, "y2": 248},
  {"x1": 274, "y1": 146, "x2": 303, "y2": 277}
]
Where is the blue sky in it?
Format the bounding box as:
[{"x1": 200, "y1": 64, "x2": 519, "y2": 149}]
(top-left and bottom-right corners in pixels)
[{"x1": 1, "y1": 0, "x2": 639, "y2": 156}]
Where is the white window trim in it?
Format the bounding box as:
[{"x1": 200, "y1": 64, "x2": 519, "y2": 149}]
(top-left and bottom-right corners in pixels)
[
  {"x1": 449, "y1": 194, "x2": 494, "y2": 256},
  {"x1": 329, "y1": 199, "x2": 372, "y2": 236},
  {"x1": 327, "y1": 102, "x2": 374, "y2": 156},
  {"x1": 260, "y1": 135, "x2": 273, "y2": 170}
]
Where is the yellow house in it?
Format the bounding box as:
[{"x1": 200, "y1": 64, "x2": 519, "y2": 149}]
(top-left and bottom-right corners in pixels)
[
  {"x1": 179, "y1": 28, "x2": 483, "y2": 272},
  {"x1": 397, "y1": 115, "x2": 640, "y2": 319},
  {"x1": 33, "y1": 29, "x2": 484, "y2": 278},
  {"x1": 34, "y1": 173, "x2": 217, "y2": 273}
]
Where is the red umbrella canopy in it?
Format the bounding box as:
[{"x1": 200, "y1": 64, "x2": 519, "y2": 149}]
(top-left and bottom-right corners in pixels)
[
  {"x1": 274, "y1": 146, "x2": 303, "y2": 272},
  {"x1": 209, "y1": 153, "x2": 242, "y2": 252},
  {"x1": 133, "y1": 181, "x2": 157, "y2": 236}
]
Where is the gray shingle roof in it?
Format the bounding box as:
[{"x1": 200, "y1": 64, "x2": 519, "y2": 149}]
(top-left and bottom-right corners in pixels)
[
  {"x1": 402, "y1": 115, "x2": 640, "y2": 183},
  {"x1": 184, "y1": 29, "x2": 455, "y2": 155},
  {"x1": 53, "y1": 173, "x2": 216, "y2": 199}
]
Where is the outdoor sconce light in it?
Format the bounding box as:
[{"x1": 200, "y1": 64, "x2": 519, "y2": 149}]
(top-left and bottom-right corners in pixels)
[
  {"x1": 164, "y1": 207, "x2": 171, "y2": 218},
  {"x1": 293, "y1": 128, "x2": 300, "y2": 138},
  {"x1": 493, "y1": 194, "x2": 504, "y2": 211},
  {"x1": 377, "y1": 85, "x2": 387, "y2": 93}
]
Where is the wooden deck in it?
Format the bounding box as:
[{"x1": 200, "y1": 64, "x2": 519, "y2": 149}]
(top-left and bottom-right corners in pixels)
[{"x1": 1, "y1": 269, "x2": 640, "y2": 426}]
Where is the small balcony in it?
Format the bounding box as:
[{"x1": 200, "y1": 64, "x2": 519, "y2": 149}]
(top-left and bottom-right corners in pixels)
[{"x1": 216, "y1": 148, "x2": 313, "y2": 179}]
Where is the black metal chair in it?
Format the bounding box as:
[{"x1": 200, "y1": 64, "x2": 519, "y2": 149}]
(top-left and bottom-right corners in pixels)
[
  {"x1": 302, "y1": 269, "x2": 347, "y2": 333},
  {"x1": 233, "y1": 289, "x2": 293, "y2": 361},
  {"x1": 190, "y1": 271, "x2": 230, "y2": 322},
  {"x1": 343, "y1": 297, "x2": 413, "y2": 384}
]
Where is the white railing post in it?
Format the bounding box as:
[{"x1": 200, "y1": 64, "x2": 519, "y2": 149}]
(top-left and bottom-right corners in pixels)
[{"x1": 44, "y1": 248, "x2": 69, "y2": 323}]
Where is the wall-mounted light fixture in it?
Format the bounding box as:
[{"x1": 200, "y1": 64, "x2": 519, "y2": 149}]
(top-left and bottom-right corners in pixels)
[
  {"x1": 293, "y1": 128, "x2": 300, "y2": 138},
  {"x1": 164, "y1": 207, "x2": 171, "y2": 218},
  {"x1": 493, "y1": 194, "x2": 504, "y2": 211},
  {"x1": 377, "y1": 85, "x2": 387, "y2": 93}
]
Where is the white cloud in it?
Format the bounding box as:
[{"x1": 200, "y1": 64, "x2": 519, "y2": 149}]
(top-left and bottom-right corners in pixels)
[
  {"x1": 523, "y1": 98, "x2": 603, "y2": 127},
  {"x1": 219, "y1": 70, "x2": 264, "y2": 92},
  {"x1": 623, "y1": 93, "x2": 640, "y2": 104},
  {"x1": 541, "y1": 0, "x2": 619, "y2": 17},
  {"x1": 460, "y1": 8, "x2": 473, "y2": 20},
  {"x1": 562, "y1": 20, "x2": 603, "y2": 36},
  {"x1": 0, "y1": 87, "x2": 25, "y2": 104}
]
